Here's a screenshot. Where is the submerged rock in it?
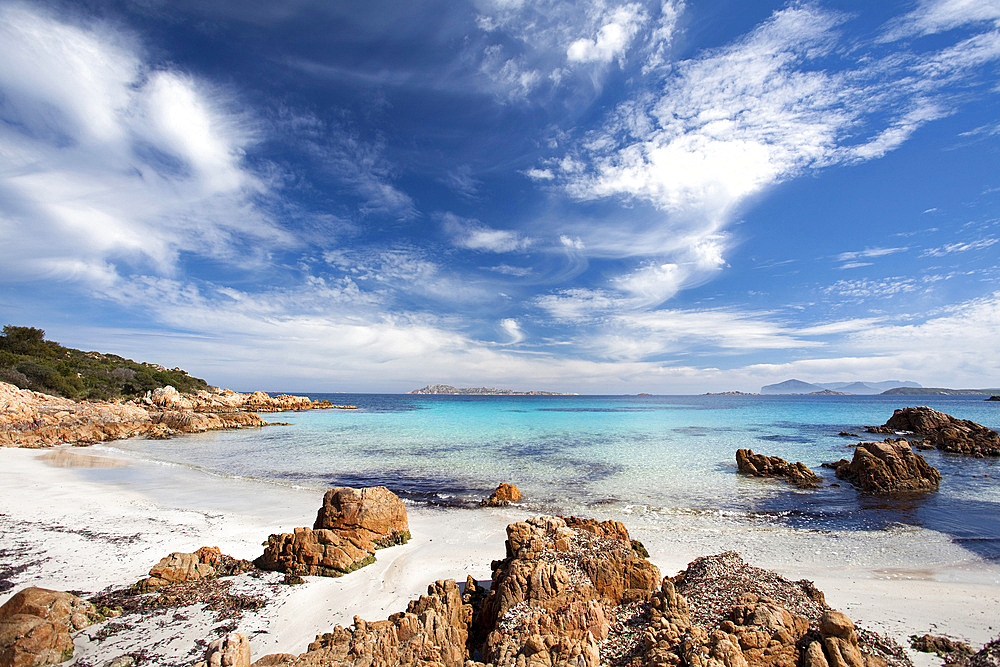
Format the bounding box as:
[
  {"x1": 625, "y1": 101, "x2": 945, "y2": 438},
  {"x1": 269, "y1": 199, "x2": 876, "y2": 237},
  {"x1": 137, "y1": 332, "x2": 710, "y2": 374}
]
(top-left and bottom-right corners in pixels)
[
  {"x1": 256, "y1": 486, "x2": 410, "y2": 578},
  {"x1": 736, "y1": 449, "x2": 822, "y2": 488},
  {"x1": 480, "y1": 483, "x2": 522, "y2": 507},
  {"x1": 834, "y1": 439, "x2": 941, "y2": 494},
  {"x1": 0, "y1": 587, "x2": 103, "y2": 667},
  {"x1": 866, "y1": 407, "x2": 999, "y2": 457}
]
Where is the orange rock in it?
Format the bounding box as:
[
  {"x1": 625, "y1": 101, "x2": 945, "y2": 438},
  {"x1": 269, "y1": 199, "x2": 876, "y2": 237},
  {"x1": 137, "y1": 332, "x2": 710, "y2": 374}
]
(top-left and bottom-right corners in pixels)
[
  {"x1": 0, "y1": 587, "x2": 102, "y2": 667},
  {"x1": 480, "y1": 483, "x2": 522, "y2": 507}
]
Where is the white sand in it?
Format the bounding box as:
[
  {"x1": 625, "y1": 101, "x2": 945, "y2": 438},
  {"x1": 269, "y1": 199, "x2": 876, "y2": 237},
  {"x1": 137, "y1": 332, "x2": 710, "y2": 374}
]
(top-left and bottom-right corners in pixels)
[{"x1": 1, "y1": 445, "x2": 997, "y2": 666}]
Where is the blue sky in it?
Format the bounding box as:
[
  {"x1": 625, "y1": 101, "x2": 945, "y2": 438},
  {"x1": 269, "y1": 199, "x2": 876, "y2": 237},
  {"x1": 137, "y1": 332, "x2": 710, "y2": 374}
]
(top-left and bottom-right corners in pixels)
[{"x1": 1, "y1": 0, "x2": 999, "y2": 393}]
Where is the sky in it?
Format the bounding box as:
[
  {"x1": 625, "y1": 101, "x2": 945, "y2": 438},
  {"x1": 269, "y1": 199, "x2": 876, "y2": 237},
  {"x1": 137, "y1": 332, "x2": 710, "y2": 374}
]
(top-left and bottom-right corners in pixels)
[{"x1": 1, "y1": 0, "x2": 999, "y2": 393}]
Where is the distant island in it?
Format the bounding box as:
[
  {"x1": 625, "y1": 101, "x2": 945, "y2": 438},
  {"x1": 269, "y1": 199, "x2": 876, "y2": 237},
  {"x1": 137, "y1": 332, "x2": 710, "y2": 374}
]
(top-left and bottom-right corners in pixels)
[
  {"x1": 881, "y1": 387, "x2": 1000, "y2": 396},
  {"x1": 704, "y1": 391, "x2": 758, "y2": 395},
  {"x1": 760, "y1": 378, "x2": 922, "y2": 395},
  {"x1": 408, "y1": 384, "x2": 577, "y2": 396}
]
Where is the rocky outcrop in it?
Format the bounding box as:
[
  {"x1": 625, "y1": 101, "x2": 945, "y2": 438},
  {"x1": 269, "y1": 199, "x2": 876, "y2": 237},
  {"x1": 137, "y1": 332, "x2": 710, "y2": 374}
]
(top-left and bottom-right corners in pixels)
[
  {"x1": 133, "y1": 546, "x2": 254, "y2": 591},
  {"x1": 255, "y1": 580, "x2": 471, "y2": 667},
  {"x1": 0, "y1": 587, "x2": 103, "y2": 666},
  {"x1": 256, "y1": 487, "x2": 410, "y2": 578},
  {"x1": 866, "y1": 407, "x2": 999, "y2": 457},
  {"x1": 237, "y1": 519, "x2": 907, "y2": 667},
  {"x1": 137, "y1": 386, "x2": 343, "y2": 413},
  {"x1": 736, "y1": 449, "x2": 822, "y2": 488},
  {"x1": 480, "y1": 483, "x2": 522, "y2": 507},
  {"x1": 474, "y1": 515, "x2": 661, "y2": 667},
  {"x1": 0, "y1": 381, "x2": 342, "y2": 448},
  {"x1": 833, "y1": 439, "x2": 940, "y2": 494}
]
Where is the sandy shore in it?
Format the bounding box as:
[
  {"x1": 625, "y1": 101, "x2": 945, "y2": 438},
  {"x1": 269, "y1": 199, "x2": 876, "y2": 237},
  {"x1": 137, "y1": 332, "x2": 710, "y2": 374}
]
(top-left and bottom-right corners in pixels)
[{"x1": 1, "y1": 445, "x2": 997, "y2": 666}]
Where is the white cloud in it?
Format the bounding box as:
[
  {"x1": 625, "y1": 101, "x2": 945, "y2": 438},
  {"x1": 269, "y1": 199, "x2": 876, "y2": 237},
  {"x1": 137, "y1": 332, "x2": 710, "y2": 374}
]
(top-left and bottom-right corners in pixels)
[
  {"x1": 882, "y1": 0, "x2": 1000, "y2": 41},
  {"x1": 474, "y1": 0, "x2": 681, "y2": 101},
  {"x1": 488, "y1": 264, "x2": 533, "y2": 277},
  {"x1": 559, "y1": 234, "x2": 585, "y2": 250},
  {"x1": 566, "y1": 4, "x2": 646, "y2": 64},
  {"x1": 922, "y1": 237, "x2": 999, "y2": 256},
  {"x1": 835, "y1": 246, "x2": 909, "y2": 262},
  {"x1": 441, "y1": 213, "x2": 532, "y2": 252},
  {"x1": 499, "y1": 318, "x2": 525, "y2": 344},
  {"x1": 535, "y1": 288, "x2": 618, "y2": 322},
  {"x1": 0, "y1": 3, "x2": 290, "y2": 287}
]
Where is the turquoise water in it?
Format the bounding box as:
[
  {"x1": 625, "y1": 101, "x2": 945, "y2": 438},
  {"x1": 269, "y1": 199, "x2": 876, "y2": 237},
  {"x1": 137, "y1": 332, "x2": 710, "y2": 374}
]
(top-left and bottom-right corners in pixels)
[{"x1": 105, "y1": 394, "x2": 1000, "y2": 560}]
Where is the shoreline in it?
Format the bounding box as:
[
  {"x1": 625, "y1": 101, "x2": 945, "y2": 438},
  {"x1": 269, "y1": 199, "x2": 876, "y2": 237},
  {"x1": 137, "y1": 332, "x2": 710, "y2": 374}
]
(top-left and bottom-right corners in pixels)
[{"x1": 1, "y1": 444, "x2": 998, "y2": 665}]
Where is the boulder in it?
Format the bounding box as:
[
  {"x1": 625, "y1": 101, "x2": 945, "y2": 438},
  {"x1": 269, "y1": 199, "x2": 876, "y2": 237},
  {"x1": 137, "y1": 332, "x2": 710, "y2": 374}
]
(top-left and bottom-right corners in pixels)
[
  {"x1": 866, "y1": 407, "x2": 999, "y2": 457},
  {"x1": 257, "y1": 487, "x2": 409, "y2": 578},
  {"x1": 0, "y1": 587, "x2": 102, "y2": 667},
  {"x1": 480, "y1": 483, "x2": 522, "y2": 507},
  {"x1": 313, "y1": 486, "x2": 410, "y2": 547},
  {"x1": 834, "y1": 439, "x2": 940, "y2": 493},
  {"x1": 190, "y1": 632, "x2": 251, "y2": 667},
  {"x1": 736, "y1": 449, "x2": 822, "y2": 488},
  {"x1": 135, "y1": 546, "x2": 254, "y2": 590}
]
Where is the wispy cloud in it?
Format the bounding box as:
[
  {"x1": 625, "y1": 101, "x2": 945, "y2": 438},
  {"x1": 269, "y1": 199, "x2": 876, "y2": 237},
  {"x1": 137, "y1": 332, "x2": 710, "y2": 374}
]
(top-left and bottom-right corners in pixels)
[
  {"x1": 0, "y1": 3, "x2": 292, "y2": 289},
  {"x1": 440, "y1": 213, "x2": 532, "y2": 252},
  {"x1": 921, "y1": 237, "x2": 999, "y2": 256},
  {"x1": 881, "y1": 0, "x2": 1000, "y2": 41}
]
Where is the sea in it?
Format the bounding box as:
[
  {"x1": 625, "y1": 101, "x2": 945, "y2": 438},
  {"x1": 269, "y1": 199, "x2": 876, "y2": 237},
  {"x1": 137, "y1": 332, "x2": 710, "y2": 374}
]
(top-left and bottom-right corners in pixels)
[{"x1": 86, "y1": 393, "x2": 1000, "y2": 574}]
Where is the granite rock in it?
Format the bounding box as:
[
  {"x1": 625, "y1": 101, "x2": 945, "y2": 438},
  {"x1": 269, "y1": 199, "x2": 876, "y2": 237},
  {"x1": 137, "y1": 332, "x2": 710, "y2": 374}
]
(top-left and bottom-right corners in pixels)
[
  {"x1": 0, "y1": 587, "x2": 102, "y2": 667},
  {"x1": 480, "y1": 483, "x2": 522, "y2": 507},
  {"x1": 834, "y1": 439, "x2": 941, "y2": 493},
  {"x1": 866, "y1": 407, "x2": 999, "y2": 457},
  {"x1": 736, "y1": 449, "x2": 822, "y2": 488},
  {"x1": 257, "y1": 486, "x2": 410, "y2": 578}
]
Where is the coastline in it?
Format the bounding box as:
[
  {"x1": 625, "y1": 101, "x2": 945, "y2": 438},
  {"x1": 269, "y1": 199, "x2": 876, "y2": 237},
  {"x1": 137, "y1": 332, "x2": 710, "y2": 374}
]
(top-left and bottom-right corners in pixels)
[{"x1": 2, "y1": 443, "x2": 998, "y2": 666}]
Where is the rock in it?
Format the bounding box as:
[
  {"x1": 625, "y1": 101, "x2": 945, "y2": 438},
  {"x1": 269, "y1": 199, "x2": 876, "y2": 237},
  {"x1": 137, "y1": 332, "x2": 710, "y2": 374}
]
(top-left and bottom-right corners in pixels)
[
  {"x1": 189, "y1": 632, "x2": 251, "y2": 667},
  {"x1": 839, "y1": 432, "x2": 860, "y2": 438},
  {"x1": 909, "y1": 634, "x2": 974, "y2": 661},
  {"x1": 736, "y1": 449, "x2": 822, "y2": 488},
  {"x1": 0, "y1": 587, "x2": 102, "y2": 667},
  {"x1": 244, "y1": 519, "x2": 909, "y2": 667},
  {"x1": 480, "y1": 483, "x2": 522, "y2": 507},
  {"x1": 101, "y1": 657, "x2": 136, "y2": 667},
  {"x1": 134, "y1": 546, "x2": 254, "y2": 590},
  {"x1": 475, "y1": 515, "x2": 660, "y2": 666},
  {"x1": 0, "y1": 381, "x2": 273, "y2": 448},
  {"x1": 313, "y1": 487, "x2": 410, "y2": 547},
  {"x1": 987, "y1": 396, "x2": 1000, "y2": 402},
  {"x1": 255, "y1": 580, "x2": 471, "y2": 667},
  {"x1": 257, "y1": 487, "x2": 409, "y2": 578},
  {"x1": 834, "y1": 439, "x2": 941, "y2": 493},
  {"x1": 866, "y1": 407, "x2": 999, "y2": 457}
]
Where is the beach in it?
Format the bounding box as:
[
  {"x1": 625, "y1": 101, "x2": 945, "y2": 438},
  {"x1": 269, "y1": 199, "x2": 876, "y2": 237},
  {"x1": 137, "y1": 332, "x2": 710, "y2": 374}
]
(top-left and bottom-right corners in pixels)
[{"x1": 2, "y1": 439, "x2": 998, "y2": 666}]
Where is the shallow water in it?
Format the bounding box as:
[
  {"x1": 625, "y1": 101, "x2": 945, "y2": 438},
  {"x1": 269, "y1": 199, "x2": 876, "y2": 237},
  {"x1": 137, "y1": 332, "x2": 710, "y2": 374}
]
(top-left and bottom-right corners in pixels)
[{"x1": 97, "y1": 394, "x2": 1000, "y2": 562}]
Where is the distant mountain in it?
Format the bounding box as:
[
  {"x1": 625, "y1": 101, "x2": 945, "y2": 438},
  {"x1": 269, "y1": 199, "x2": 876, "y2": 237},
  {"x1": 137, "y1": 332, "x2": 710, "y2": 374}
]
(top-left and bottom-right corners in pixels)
[
  {"x1": 408, "y1": 384, "x2": 576, "y2": 395},
  {"x1": 818, "y1": 380, "x2": 922, "y2": 394},
  {"x1": 760, "y1": 379, "x2": 825, "y2": 394},
  {"x1": 761, "y1": 379, "x2": 923, "y2": 395},
  {"x1": 881, "y1": 387, "x2": 1000, "y2": 396}
]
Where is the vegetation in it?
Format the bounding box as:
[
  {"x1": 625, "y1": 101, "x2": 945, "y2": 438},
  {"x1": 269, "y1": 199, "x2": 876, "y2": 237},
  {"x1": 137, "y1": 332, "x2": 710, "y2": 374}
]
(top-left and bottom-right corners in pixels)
[{"x1": 0, "y1": 325, "x2": 209, "y2": 401}]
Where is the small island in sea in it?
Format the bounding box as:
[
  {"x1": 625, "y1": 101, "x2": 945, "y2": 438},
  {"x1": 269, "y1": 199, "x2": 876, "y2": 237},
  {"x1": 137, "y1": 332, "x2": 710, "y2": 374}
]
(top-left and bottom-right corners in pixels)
[{"x1": 407, "y1": 383, "x2": 577, "y2": 395}]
